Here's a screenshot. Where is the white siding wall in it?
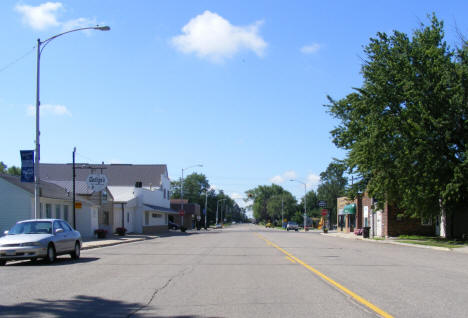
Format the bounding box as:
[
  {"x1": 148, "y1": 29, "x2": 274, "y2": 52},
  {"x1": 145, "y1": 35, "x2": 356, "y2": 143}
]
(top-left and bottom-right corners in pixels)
[{"x1": 0, "y1": 178, "x2": 32, "y2": 233}]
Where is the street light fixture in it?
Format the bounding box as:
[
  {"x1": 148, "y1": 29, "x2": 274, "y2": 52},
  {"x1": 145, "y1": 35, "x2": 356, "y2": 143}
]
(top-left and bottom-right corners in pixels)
[
  {"x1": 290, "y1": 179, "x2": 307, "y2": 232},
  {"x1": 34, "y1": 25, "x2": 110, "y2": 219},
  {"x1": 180, "y1": 164, "x2": 203, "y2": 227}
]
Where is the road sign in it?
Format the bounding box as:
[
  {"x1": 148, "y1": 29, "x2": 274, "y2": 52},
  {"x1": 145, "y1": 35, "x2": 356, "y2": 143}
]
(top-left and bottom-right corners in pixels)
[
  {"x1": 197, "y1": 215, "x2": 201, "y2": 221},
  {"x1": 321, "y1": 208, "x2": 328, "y2": 216},
  {"x1": 75, "y1": 202, "x2": 82, "y2": 209},
  {"x1": 20, "y1": 150, "x2": 34, "y2": 183},
  {"x1": 179, "y1": 210, "x2": 185, "y2": 216},
  {"x1": 86, "y1": 174, "x2": 108, "y2": 192},
  {"x1": 319, "y1": 200, "x2": 327, "y2": 207}
]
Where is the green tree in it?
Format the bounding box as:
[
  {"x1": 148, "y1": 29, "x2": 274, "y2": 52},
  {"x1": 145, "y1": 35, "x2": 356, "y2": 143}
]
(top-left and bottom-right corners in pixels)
[
  {"x1": 326, "y1": 15, "x2": 468, "y2": 232},
  {"x1": 316, "y1": 160, "x2": 348, "y2": 225},
  {"x1": 246, "y1": 184, "x2": 297, "y2": 223},
  {"x1": 0, "y1": 161, "x2": 21, "y2": 176}
]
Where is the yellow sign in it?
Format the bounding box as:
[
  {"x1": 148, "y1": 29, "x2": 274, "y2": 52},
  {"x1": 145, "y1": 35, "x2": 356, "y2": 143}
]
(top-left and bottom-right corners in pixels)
[{"x1": 75, "y1": 202, "x2": 82, "y2": 209}]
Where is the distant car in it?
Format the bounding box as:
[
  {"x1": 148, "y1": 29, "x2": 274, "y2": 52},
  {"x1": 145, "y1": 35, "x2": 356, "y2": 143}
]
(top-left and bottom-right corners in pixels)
[
  {"x1": 286, "y1": 221, "x2": 299, "y2": 231},
  {"x1": 168, "y1": 221, "x2": 180, "y2": 230},
  {"x1": 231, "y1": 221, "x2": 236, "y2": 224},
  {"x1": 214, "y1": 224, "x2": 222, "y2": 229},
  {"x1": 0, "y1": 219, "x2": 82, "y2": 266},
  {"x1": 265, "y1": 222, "x2": 273, "y2": 228}
]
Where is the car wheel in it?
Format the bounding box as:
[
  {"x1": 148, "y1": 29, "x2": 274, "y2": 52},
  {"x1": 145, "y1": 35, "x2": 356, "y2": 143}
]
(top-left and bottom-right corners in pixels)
[
  {"x1": 287, "y1": 228, "x2": 289, "y2": 231},
  {"x1": 0, "y1": 260, "x2": 6, "y2": 266},
  {"x1": 295, "y1": 229, "x2": 298, "y2": 232},
  {"x1": 46, "y1": 244, "x2": 56, "y2": 264},
  {"x1": 71, "y1": 242, "x2": 81, "y2": 260},
  {"x1": 30, "y1": 258, "x2": 37, "y2": 263}
]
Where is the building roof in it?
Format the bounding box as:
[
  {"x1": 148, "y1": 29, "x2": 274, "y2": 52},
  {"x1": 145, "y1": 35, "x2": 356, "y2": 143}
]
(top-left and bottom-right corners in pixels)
[
  {"x1": 40, "y1": 163, "x2": 168, "y2": 187},
  {"x1": 0, "y1": 174, "x2": 72, "y2": 201},
  {"x1": 46, "y1": 180, "x2": 94, "y2": 195},
  {"x1": 107, "y1": 186, "x2": 136, "y2": 202}
]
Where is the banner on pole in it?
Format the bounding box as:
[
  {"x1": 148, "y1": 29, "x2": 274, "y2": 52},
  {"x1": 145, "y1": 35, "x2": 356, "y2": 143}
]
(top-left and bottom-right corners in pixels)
[{"x1": 20, "y1": 150, "x2": 34, "y2": 183}]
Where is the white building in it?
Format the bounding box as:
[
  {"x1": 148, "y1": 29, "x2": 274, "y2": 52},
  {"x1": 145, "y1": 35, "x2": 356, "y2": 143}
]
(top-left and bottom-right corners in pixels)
[
  {"x1": 0, "y1": 174, "x2": 98, "y2": 237},
  {"x1": 40, "y1": 163, "x2": 176, "y2": 234}
]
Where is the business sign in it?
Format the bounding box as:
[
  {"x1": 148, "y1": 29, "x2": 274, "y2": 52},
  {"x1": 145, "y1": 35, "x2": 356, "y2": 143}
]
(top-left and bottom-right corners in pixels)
[
  {"x1": 203, "y1": 208, "x2": 206, "y2": 215},
  {"x1": 20, "y1": 150, "x2": 34, "y2": 183},
  {"x1": 86, "y1": 174, "x2": 108, "y2": 192},
  {"x1": 319, "y1": 200, "x2": 327, "y2": 207}
]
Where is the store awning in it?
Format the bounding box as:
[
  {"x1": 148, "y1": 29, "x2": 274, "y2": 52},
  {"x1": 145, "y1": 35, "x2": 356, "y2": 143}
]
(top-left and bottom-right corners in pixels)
[
  {"x1": 143, "y1": 204, "x2": 178, "y2": 214},
  {"x1": 343, "y1": 204, "x2": 356, "y2": 215}
]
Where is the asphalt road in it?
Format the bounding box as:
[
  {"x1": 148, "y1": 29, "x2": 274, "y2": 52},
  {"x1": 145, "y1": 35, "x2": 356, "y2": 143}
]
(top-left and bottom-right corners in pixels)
[{"x1": 1, "y1": 224, "x2": 468, "y2": 317}]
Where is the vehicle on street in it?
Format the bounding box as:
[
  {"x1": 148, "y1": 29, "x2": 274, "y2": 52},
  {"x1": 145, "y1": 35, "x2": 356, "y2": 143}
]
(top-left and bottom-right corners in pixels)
[
  {"x1": 265, "y1": 222, "x2": 273, "y2": 228},
  {"x1": 0, "y1": 219, "x2": 82, "y2": 266},
  {"x1": 286, "y1": 221, "x2": 299, "y2": 231},
  {"x1": 168, "y1": 221, "x2": 180, "y2": 230},
  {"x1": 214, "y1": 224, "x2": 222, "y2": 229}
]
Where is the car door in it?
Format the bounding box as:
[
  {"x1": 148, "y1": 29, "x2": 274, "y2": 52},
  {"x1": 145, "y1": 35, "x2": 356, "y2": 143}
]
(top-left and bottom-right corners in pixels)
[
  {"x1": 59, "y1": 221, "x2": 75, "y2": 251},
  {"x1": 52, "y1": 221, "x2": 67, "y2": 253}
]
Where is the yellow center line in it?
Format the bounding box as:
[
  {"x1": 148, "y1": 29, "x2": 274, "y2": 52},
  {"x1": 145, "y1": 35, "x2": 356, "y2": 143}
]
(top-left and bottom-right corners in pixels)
[
  {"x1": 257, "y1": 234, "x2": 394, "y2": 318},
  {"x1": 285, "y1": 255, "x2": 296, "y2": 263}
]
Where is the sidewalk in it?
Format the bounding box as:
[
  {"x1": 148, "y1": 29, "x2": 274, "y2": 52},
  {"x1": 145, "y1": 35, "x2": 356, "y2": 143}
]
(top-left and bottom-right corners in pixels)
[
  {"x1": 322, "y1": 231, "x2": 468, "y2": 254},
  {"x1": 82, "y1": 234, "x2": 158, "y2": 250}
]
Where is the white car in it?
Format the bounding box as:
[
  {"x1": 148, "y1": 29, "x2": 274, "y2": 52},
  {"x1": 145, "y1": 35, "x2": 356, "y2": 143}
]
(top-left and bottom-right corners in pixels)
[
  {"x1": 286, "y1": 221, "x2": 299, "y2": 231},
  {"x1": 0, "y1": 219, "x2": 82, "y2": 265}
]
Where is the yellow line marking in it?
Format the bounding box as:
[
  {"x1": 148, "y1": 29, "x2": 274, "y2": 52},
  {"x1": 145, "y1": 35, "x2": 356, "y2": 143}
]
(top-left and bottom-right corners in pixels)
[
  {"x1": 257, "y1": 234, "x2": 394, "y2": 318},
  {"x1": 285, "y1": 255, "x2": 296, "y2": 263}
]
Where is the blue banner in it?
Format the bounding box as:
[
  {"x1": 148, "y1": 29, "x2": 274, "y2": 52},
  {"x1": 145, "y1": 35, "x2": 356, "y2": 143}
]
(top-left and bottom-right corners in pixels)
[
  {"x1": 20, "y1": 150, "x2": 34, "y2": 183},
  {"x1": 203, "y1": 208, "x2": 206, "y2": 215}
]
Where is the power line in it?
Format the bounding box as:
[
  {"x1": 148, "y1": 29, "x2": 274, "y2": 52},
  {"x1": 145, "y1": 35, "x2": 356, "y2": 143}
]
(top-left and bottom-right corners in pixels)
[{"x1": 0, "y1": 46, "x2": 36, "y2": 74}]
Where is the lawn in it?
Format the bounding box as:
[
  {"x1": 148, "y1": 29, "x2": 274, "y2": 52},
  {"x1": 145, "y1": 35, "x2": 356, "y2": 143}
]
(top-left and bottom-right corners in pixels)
[{"x1": 396, "y1": 235, "x2": 468, "y2": 248}]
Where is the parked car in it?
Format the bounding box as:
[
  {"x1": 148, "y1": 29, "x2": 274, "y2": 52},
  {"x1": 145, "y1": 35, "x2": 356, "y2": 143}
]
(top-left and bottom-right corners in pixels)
[
  {"x1": 0, "y1": 219, "x2": 82, "y2": 266},
  {"x1": 286, "y1": 221, "x2": 299, "y2": 231},
  {"x1": 265, "y1": 222, "x2": 273, "y2": 228},
  {"x1": 168, "y1": 221, "x2": 180, "y2": 230},
  {"x1": 214, "y1": 224, "x2": 222, "y2": 229}
]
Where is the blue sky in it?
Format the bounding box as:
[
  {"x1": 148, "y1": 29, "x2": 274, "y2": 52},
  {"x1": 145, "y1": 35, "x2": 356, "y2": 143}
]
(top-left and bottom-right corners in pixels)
[{"x1": 1, "y1": 1, "x2": 468, "y2": 209}]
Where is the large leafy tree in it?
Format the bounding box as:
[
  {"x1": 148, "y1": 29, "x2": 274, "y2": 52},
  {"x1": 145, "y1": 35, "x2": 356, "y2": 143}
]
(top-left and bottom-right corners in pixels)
[
  {"x1": 326, "y1": 15, "x2": 468, "y2": 224},
  {"x1": 316, "y1": 160, "x2": 348, "y2": 224},
  {"x1": 170, "y1": 173, "x2": 245, "y2": 225},
  {"x1": 246, "y1": 184, "x2": 297, "y2": 223}
]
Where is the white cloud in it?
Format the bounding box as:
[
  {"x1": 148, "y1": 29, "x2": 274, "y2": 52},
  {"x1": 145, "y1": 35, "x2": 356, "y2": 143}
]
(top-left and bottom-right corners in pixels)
[
  {"x1": 306, "y1": 173, "x2": 321, "y2": 189},
  {"x1": 15, "y1": 2, "x2": 62, "y2": 30},
  {"x1": 230, "y1": 192, "x2": 243, "y2": 200},
  {"x1": 283, "y1": 170, "x2": 297, "y2": 179},
  {"x1": 270, "y1": 170, "x2": 297, "y2": 185},
  {"x1": 61, "y1": 17, "x2": 97, "y2": 32},
  {"x1": 27, "y1": 104, "x2": 71, "y2": 117},
  {"x1": 15, "y1": 2, "x2": 101, "y2": 32},
  {"x1": 300, "y1": 43, "x2": 321, "y2": 54},
  {"x1": 270, "y1": 175, "x2": 284, "y2": 184},
  {"x1": 171, "y1": 10, "x2": 267, "y2": 63}
]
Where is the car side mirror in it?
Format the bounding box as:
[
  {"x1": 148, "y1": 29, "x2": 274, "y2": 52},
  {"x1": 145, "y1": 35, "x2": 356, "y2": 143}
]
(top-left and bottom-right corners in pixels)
[
  {"x1": 55, "y1": 228, "x2": 64, "y2": 234},
  {"x1": 3, "y1": 230, "x2": 8, "y2": 235}
]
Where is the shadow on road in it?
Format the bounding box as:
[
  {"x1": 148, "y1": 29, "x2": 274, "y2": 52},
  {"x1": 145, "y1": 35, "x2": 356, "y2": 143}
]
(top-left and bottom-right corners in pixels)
[
  {"x1": 0, "y1": 295, "x2": 212, "y2": 318},
  {"x1": 5, "y1": 257, "x2": 99, "y2": 266}
]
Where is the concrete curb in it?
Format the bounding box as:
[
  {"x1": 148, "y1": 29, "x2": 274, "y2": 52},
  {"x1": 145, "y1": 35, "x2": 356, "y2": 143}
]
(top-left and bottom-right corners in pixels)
[
  {"x1": 82, "y1": 236, "x2": 156, "y2": 251},
  {"x1": 320, "y1": 232, "x2": 453, "y2": 252}
]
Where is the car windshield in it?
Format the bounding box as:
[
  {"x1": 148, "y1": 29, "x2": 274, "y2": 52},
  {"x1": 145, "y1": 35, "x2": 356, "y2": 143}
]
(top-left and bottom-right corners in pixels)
[
  {"x1": 288, "y1": 222, "x2": 297, "y2": 225},
  {"x1": 8, "y1": 221, "x2": 53, "y2": 235}
]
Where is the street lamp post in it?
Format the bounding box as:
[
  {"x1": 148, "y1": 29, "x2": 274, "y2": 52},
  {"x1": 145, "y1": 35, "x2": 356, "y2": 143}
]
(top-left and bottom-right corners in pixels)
[
  {"x1": 180, "y1": 164, "x2": 202, "y2": 227},
  {"x1": 34, "y1": 25, "x2": 110, "y2": 219},
  {"x1": 291, "y1": 179, "x2": 307, "y2": 231},
  {"x1": 204, "y1": 188, "x2": 209, "y2": 229},
  {"x1": 216, "y1": 199, "x2": 226, "y2": 225}
]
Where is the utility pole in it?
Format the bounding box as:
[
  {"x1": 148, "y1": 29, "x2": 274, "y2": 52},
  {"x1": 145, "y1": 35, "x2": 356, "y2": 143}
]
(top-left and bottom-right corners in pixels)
[
  {"x1": 72, "y1": 147, "x2": 76, "y2": 229},
  {"x1": 204, "y1": 189, "x2": 208, "y2": 230},
  {"x1": 281, "y1": 194, "x2": 284, "y2": 229}
]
